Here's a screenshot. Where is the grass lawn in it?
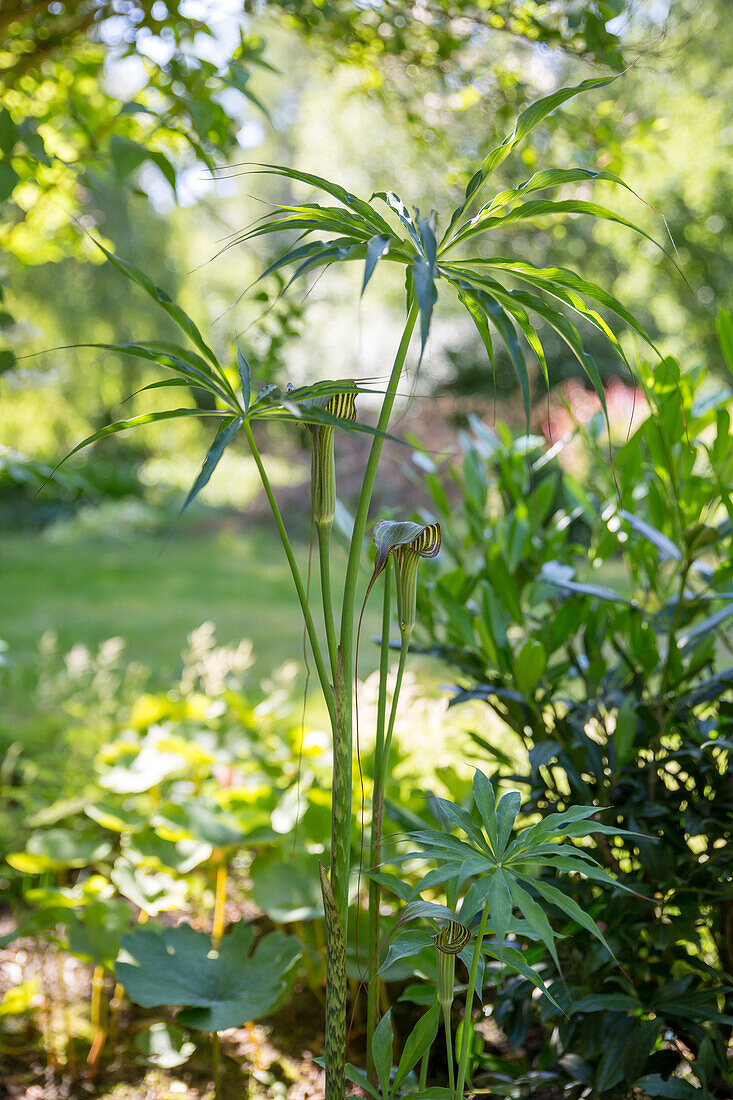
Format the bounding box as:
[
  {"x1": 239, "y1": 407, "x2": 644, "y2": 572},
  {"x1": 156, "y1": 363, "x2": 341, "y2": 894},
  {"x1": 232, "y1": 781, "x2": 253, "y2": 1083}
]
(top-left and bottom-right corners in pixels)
[{"x1": 0, "y1": 527, "x2": 384, "y2": 683}]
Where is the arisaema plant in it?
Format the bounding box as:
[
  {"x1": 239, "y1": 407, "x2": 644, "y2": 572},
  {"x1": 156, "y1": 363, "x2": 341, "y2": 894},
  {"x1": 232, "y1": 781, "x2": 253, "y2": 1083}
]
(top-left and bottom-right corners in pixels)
[{"x1": 52, "y1": 73, "x2": 663, "y2": 1098}]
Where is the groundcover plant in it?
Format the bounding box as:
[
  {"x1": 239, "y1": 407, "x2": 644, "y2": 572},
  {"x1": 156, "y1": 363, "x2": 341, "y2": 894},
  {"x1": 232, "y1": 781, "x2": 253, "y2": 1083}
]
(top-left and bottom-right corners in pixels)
[{"x1": 44, "y1": 75, "x2": 673, "y2": 1097}]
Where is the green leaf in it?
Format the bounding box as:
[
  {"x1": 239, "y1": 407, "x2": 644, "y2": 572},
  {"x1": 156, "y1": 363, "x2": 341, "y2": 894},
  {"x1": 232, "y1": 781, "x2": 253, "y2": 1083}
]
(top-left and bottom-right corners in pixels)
[
  {"x1": 179, "y1": 416, "x2": 243, "y2": 516},
  {"x1": 93, "y1": 240, "x2": 219, "y2": 368},
  {"x1": 153, "y1": 800, "x2": 245, "y2": 848},
  {"x1": 362, "y1": 234, "x2": 391, "y2": 294},
  {"x1": 472, "y1": 770, "x2": 499, "y2": 856},
  {"x1": 248, "y1": 164, "x2": 395, "y2": 236},
  {"x1": 716, "y1": 307, "x2": 733, "y2": 372},
  {"x1": 482, "y1": 942, "x2": 560, "y2": 1008},
  {"x1": 344, "y1": 1064, "x2": 381, "y2": 1099},
  {"x1": 469, "y1": 257, "x2": 656, "y2": 352},
  {"x1": 236, "y1": 340, "x2": 251, "y2": 411},
  {"x1": 515, "y1": 639, "x2": 547, "y2": 694},
  {"x1": 457, "y1": 285, "x2": 494, "y2": 391},
  {"x1": 379, "y1": 929, "x2": 434, "y2": 976},
  {"x1": 67, "y1": 900, "x2": 131, "y2": 969},
  {"x1": 0, "y1": 161, "x2": 19, "y2": 202},
  {"x1": 110, "y1": 135, "x2": 148, "y2": 180},
  {"x1": 7, "y1": 829, "x2": 111, "y2": 873},
  {"x1": 116, "y1": 921, "x2": 301, "y2": 1031},
  {"x1": 488, "y1": 869, "x2": 511, "y2": 962},
  {"x1": 413, "y1": 255, "x2": 437, "y2": 354},
  {"x1": 250, "y1": 859, "x2": 324, "y2": 923},
  {"x1": 392, "y1": 1001, "x2": 441, "y2": 1093},
  {"x1": 495, "y1": 791, "x2": 522, "y2": 856},
  {"x1": 471, "y1": 291, "x2": 530, "y2": 426},
  {"x1": 110, "y1": 857, "x2": 188, "y2": 917},
  {"x1": 443, "y1": 73, "x2": 619, "y2": 241},
  {"x1": 519, "y1": 875, "x2": 613, "y2": 958},
  {"x1": 0, "y1": 108, "x2": 18, "y2": 155},
  {"x1": 449, "y1": 198, "x2": 668, "y2": 258},
  {"x1": 431, "y1": 795, "x2": 491, "y2": 854},
  {"x1": 634, "y1": 1075, "x2": 701, "y2": 1098},
  {"x1": 52, "y1": 409, "x2": 224, "y2": 482},
  {"x1": 507, "y1": 876, "x2": 560, "y2": 969},
  {"x1": 372, "y1": 1008, "x2": 394, "y2": 1099}
]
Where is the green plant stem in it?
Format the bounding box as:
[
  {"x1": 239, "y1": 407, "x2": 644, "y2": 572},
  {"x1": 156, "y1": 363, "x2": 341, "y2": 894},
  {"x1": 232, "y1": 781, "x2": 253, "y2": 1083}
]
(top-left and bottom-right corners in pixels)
[
  {"x1": 366, "y1": 558, "x2": 392, "y2": 1083},
  {"x1": 419, "y1": 1050, "x2": 430, "y2": 1091},
  {"x1": 320, "y1": 303, "x2": 417, "y2": 1100},
  {"x1": 340, "y1": 302, "x2": 418, "y2": 666},
  {"x1": 212, "y1": 1031, "x2": 221, "y2": 1100},
  {"x1": 317, "y1": 521, "x2": 339, "y2": 678},
  {"x1": 443, "y1": 1002, "x2": 455, "y2": 1097},
  {"x1": 455, "y1": 902, "x2": 490, "y2": 1100},
  {"x1": 244, "y1": 421, "x2": 335, "y2": 724}
]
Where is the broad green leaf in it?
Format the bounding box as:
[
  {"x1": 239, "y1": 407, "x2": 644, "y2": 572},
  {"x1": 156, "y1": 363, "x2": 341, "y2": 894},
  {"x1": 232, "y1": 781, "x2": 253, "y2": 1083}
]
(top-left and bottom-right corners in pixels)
[
  {"x1": 115, "y1": 921, "x2": 301, "y2": 1031},
  {"x1": 0, "y1": 161, "x2": 18, "y2": 202},
  {"x1": 179, "y1": 416, "x2": 243, "y2": 516},
  {"x1": 379, "y1": 929, "x2": 433, "y2": 976},
  {"x1": 392, "y1": 1001, "x2": 441, "y2": 1093},
  {"x1": 472, "y1": 770, "x2": 499, "y2": 855},
  {"x1": 7, "y1": 829, "x2": 111, "y2": 873},
  {"x1": 495, "y1": 791, "x2": 522, "y2": 856},
  {"x1": 122, "y1": 831, "x2": 211, "y2": 874},
  {"x1": 507, "y1": 876, "x2": 560, "y2": 969},
  {"x1": 372, "y1": 1008, "x2": 394, "y2": 1100},
  {"x1": 67, "y1": 899, "x2": 131, "y2": 969},
  {"x1": 518, "y1": 875, "x2": 614, "y2": 957},
  {"x1": 482, "y1": 942, "x2": 560, "y2": 1009},
  {"x1": 430, "y1": 795, "x2": 491, "y2": 854},
  {"x1": 515, "y1": 639, "x2": 547, "y2": 694},
  {"x1": 250, "y1": 860, "x2": 324, "y2": 923},
  {"x1": 488, "y1": 869, "x2": 511, "y2": 962},
  {"x1": 153, "y1": 800, "x2": 245, "y2": 848},
  {"x1": 110, "y1": 858, "x2": 187, "y2": 916}
]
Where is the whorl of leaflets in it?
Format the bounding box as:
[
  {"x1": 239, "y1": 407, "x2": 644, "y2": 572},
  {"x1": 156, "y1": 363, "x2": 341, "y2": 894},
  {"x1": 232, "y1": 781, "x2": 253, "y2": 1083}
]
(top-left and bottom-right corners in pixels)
[{"x1": 367, "y1": 520, "x2": 442, "y2": 634}]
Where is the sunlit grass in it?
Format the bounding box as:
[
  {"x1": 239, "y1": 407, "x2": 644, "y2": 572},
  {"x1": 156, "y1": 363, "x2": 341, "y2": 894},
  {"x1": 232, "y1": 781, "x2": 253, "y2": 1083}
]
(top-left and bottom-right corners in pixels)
[{"x1": 0, "y1": 528, "x2": 379, "y2": 682}]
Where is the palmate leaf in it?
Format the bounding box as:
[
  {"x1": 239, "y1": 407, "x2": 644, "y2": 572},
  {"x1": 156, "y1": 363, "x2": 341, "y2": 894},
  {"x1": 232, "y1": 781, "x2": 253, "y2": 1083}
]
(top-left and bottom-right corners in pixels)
[
  {"x1": 220, "y1": 80, "x2": 668, "y2": 420},
  {"x1": 400, "y1": 770, "x2": 629, "y2": 1005},
  {"x1": 115, "y1": 921, "x2": 301, "y2": 1031}
]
